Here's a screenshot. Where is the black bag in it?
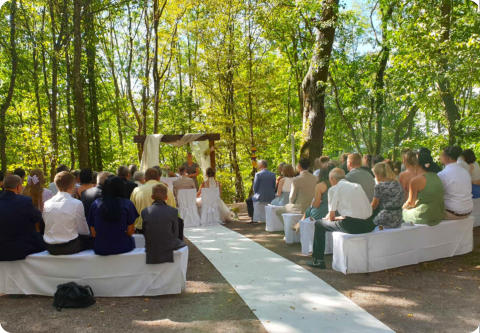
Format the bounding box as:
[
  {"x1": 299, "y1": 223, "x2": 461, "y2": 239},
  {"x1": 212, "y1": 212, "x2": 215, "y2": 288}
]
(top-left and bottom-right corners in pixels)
[{"x1": 53, "y1": 282, "x2": 96, "y2": 311}]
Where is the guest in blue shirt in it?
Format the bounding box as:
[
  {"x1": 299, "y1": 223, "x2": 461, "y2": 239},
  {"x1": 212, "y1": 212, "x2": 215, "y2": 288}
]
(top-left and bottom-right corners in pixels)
[
  {"x1": 88, "y1": 176, "x2": 137, "y2": 255},
  {"x1": 0, "y1": 175, "x2": 46, "y2": 261},
  {"x1": 252, "y1": 160, "x2": 276, "y2": 203}
]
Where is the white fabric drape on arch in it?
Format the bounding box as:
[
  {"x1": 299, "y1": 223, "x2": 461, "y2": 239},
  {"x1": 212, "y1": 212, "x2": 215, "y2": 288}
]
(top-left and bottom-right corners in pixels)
[{"x1": 140, "y1": 133, "x2": 206, "y2": 172}]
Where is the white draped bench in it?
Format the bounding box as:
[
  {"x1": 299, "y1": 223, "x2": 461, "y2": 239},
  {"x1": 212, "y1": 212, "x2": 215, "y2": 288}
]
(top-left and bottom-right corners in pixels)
[
  {"x1": 265, "y1": 205, "x2": 284, "y2": 232},
  {"x1": 0, "y1": 236, "x2": 188, "y2": 297},
  {"x1": 473, "y1": 198, "x2": 480, "y2": 227},
  {"x1": 332, "y1": 217, "x2": 474, "y2": 274},
  {"x1": 299, "y1": 218, "x2": 333, "y2": 255}
]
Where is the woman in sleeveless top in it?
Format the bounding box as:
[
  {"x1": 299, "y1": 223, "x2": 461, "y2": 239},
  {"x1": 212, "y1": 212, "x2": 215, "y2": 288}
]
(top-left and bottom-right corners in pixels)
[
  {"x1": 270, "y1": 164, "x2": 295, "y2": 206},
  {"x1": 197, "y1": 168, "x2": 234, "y2": 222},
  {"x1": 403, "y1": 148, "x2": 445, "y2": 226},
  {"x1": 303, "y1": 164, "x2": 333, "y2": 221}
]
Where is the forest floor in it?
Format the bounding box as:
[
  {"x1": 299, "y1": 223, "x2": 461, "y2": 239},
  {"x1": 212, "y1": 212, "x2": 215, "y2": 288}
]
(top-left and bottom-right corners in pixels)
[
  {"x1": 229, "y1": 208, "x2": 480, "y2": 333},
  {"x1": 1, "y1": 208, "x2": 479, "y2": 333},
  {"x1": 0, "y1": 237, "x2": 266, "y2": 333}
]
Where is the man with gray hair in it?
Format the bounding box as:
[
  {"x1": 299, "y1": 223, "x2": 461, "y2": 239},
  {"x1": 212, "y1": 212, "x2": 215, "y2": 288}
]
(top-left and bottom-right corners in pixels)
[
  {"x1": 0, "y1": 175, "x2": 46, "y2": 261},
  {"x1": 81, "y1": 171, "x2": 112, "y2": 217},
  {"x1": 310, "y1": 167, "x2": 374, "y2": 268},
  {"x1": 250, "y1": 159, "x2": 276, "y2": 223},
  {"x1": 133, "y1": 171, "x2": 145, "y2": 186}
]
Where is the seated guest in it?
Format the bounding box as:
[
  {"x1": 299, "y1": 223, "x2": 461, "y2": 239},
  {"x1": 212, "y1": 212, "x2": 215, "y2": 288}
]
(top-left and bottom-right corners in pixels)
[
  {"x1": 303, "y1": 164, "x2": 334, "y2": 221},
  {"x1": 313, "y1": 156, "x2": 330, "y2": 177},
  {"x1": 133, "y1": 171, "x2": 145, "y2": 186},
  {"x1": 43, "y1": 171, "x2": 93, "y2": 255},
  {"x1": 0, "y1": 170, "x2": 4, "y2": 190},
  {"x1": 399, "y1": 150, "x2": 420, "y2": 198},
  {"x1": 403, "y1": 149, "x2": 445, "y2": 226},
  {"x1": 48, "y1": 164, "x2": 69, "y2": 194},
  {"x1": 310, "y1": 168, "x2": 374, "y2": 268},
  {"x1": 0, "y1": 175, "x2": 46, "y2": 261},
  {"x1": 438, "y1": 146, "x2": 473, "y2": 220},
  {"x1": 129, "y1": 164, "x2": 138, "y2": 178},
  {"x1": 130, "y1": 168, "x2": 176, "y2": 232},
  {"x1": 276, "y1": 158, "x2": 317, "y2": 221},
  {"x1": 142, "y1": 184, "x2": 186, "y2": 264},
  {"x1": 392, "y1": 161, "x2": 402, "y2": 177},
  {"x1": 23, "y1": 169, "x2": 54, "y2": 212},
  {"x1": 371, "y1": 162, "x2": 404, "y2": 229},
  {"x1": 81, "y1": 171, "x2": 111, "y2": 218},
  {"x1": 275, "y1": 162, "x2": 286, "y2": 191},
  {"x1": 173, "y1": 166, "x2": 196, "y2": 201},
  {"x1": 251, "y1": 160, "x2": 276, "y2": 222},
  {"x1": 117, "y1": 165, "x2": 138, "y2": 199},
  {"x1": 197, "y1": 167, "x2": 234, "y2": 222},
  {"x1": 88, "y1": 177, "x2": 137, "y2": 255},
  {"x1": 417, "y1": 148, "x2": 441, "y2": 173},
  {"x1": 13, "y1": 167, "x2": 26, "y2": 184},
  {"x1": 345, "y1": 153, "x2": 375, "y2": 202},
  {"x1": 73, "y1": 168, "x2": 94, "y2": 199},
  {"x1": 271, "y1": 164, "x2": 295, "y2": 206},
  {"x1": 360, "y1": 154, "x2": 374, "y2": 177},
  {"x1": 458, "y1": 149, "x2": 480, "y2": 186},
  {"x1": 373, "y1": 155, "x2": 384, "y2": 165}
]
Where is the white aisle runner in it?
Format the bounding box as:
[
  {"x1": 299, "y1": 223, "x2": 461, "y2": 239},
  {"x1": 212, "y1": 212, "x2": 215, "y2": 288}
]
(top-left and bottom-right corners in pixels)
[{"x1": 185, "y1": 225, "x2": 392, "y2": 333}]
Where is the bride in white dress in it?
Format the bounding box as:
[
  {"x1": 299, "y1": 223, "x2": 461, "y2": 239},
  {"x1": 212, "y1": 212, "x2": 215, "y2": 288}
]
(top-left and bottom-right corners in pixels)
[{"x1": 196, "y1": 168, "x2": 234, "y2": 222}]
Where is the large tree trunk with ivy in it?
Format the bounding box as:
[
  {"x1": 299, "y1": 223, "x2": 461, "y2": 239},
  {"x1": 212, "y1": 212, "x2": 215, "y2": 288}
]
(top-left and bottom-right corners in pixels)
[
  {"x1": 0, "y1": 0, "x2": 17, "y2": 173},
  {"x1": 438, "y1": 0, "x2": 460, "y2": 144},
  {"x1": 73, "y1": 0, "x2": 90, "y2": 168},
  {"x1": 300, "y1": 0, "x2": 339, "y2": 165}
]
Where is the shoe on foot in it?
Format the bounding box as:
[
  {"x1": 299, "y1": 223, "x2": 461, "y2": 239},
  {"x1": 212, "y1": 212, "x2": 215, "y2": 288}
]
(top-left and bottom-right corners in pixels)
[{"x1": 307, "y1": 259, "x2": 326, "y2": 269}]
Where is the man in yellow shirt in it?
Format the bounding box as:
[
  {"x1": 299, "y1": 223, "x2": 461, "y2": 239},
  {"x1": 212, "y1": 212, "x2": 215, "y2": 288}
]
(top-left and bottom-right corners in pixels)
[{"x1": 130, "y1": 168, "x2": 176, "y2": 231}]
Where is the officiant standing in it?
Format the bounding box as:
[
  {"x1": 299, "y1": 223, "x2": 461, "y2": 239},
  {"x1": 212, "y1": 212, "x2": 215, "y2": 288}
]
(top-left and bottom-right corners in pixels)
[{"x1": 182, "y1": 152, "x2": 200, "y2": 190}]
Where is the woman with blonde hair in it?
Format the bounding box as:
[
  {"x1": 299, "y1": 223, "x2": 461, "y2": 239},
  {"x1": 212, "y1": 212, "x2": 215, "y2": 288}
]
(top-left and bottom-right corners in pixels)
[
  {"x1": 270, "y1": 164, "x2": 295, "y2": 206},
  {"x1": 399, "y1": 150, "x2": 420, "y2": 196},
  {"x1": 23, "y1": 169, "x2": 54, "y2": 212},
  {"x1": 371, "y1": 162, "x2": 404, "y2": 229}
]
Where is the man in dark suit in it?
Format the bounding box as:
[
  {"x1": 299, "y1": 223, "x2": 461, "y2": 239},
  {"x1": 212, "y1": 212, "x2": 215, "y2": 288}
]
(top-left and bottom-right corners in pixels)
[
  {"x1": 81, "y1": 171, "x2": 111, "y2": 217},
  {"x1": 0, "y1": 175, "x2": 46, "y2": 261},
  {"x1": 117, "y1": 165, "x2": 138, "y2": 199},
  {"x1": 141, "y1": 184, "x2": 186, "y2": 264}
]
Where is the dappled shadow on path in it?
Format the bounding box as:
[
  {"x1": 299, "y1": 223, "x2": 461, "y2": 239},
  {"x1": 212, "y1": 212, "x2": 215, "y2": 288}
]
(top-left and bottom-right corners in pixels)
[{"x1": 228, "y1": 216, "x2": 480, "y2": 333}]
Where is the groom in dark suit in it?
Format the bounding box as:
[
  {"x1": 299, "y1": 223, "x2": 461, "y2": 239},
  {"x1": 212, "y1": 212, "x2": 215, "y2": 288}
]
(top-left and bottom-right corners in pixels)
[
  {"x1": 141, "y1": 184, "x2": 186, "y2": 264},
  {"x1": 0, "y1": 175, "x2": 46, "y2": 261}
]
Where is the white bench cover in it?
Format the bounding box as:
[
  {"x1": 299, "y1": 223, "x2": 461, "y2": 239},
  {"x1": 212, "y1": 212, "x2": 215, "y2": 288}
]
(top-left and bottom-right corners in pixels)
[
  {"x1": 253, "y1": 201, "x2": 268, "y2": 223},
  {"x1": 265, "y1": 205, "x2": 284, "y2": 232},
  {"x1": 473, "y1": 198, "x2": 480, "y2": 227},
  {"x1": 282, "y1": 213, "x2": 302, "y2": 244},
  {"x1": 0, "y1": 243, "x2": 189, "y2": 297},
  {"x1": 299, "y1": 218, "x2": 333, "y2": 255},
  {"x1": 332, "y1": 217, "x2": 474, "y2": 274}
]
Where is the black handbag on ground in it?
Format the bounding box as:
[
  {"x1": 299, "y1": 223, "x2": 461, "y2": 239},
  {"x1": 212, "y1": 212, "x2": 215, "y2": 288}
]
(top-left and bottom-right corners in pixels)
[{"x1": 53, "y1": 282, "x2": 96, "y2": 311}]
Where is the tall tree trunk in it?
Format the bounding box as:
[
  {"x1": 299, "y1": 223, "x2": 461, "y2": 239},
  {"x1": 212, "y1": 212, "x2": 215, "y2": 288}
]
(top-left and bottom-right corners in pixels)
[
  {"x1": 65, "y1": 47, "x2": 76, "y2": 170},
  {"x1": 141, "y1": 7, "x2": 152, "y2": 138},
  {"x1": 85, "y1": 0, "x2": 102, "y2": 170},
  {"x1": 393, "y1": 105, "x2": 418, "y2": 160},
  {"x1": 438, "y1": 0, "x2": 460, "y2": 144},
  {"x1": 73, "y1": 0, "x2": 89, "y2": 168},
  {"x1": 0, "y1": 0, "x2": 17, "y2": 173},
  {"x1": 373, "y1": 4, "x2": 394, "y2": 155},
  {"x1": 300, "y1": 0, "x2": 339, "y2": 164}
]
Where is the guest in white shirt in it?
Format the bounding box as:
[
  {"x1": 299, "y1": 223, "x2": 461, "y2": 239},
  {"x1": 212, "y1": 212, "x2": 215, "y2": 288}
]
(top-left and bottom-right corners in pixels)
[
  {"x1": 48, "y1": 164, "x2": 69, "y2": 195},
  {"x1": 309, "y1": 168, "x2": 374, "y2": 268},
  {"x1": 458, "y1": 149, "x2": 480, "y2": 185},
  {"x1": 438, "y1": 146, "x2": 473, "y2": 220},
  {"x1": 43, "y1": 171, "x2": 93, "y2": 255}
]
